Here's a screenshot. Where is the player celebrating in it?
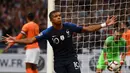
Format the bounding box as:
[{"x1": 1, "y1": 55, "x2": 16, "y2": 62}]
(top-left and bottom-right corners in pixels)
[
  {"x1": 4, "y1": 10, "x2": 116, "y2": 73},
  {"x1": 4, "y1": 13, "x2": 40, "y2": 73},
  {"x1": 96, "y1": 28, "x2": 126, "y2": 73}
]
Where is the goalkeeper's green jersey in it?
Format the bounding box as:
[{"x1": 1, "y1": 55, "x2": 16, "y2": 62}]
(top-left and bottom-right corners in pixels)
[
  {"x1": 103, "y1": 36, "x2": 126, "y2": 59},
  {"x1": 97, "y1": 36, "x2": 126, "y2": 69}
]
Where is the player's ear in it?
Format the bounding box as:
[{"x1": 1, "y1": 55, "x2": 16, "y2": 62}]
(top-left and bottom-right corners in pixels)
[
  {"x1": 26, "y1": 17, "x2": 29, "y2": 22},
  {"x1": 50, "y1": 18, "x2": 54, "y2": 23},
  {"x1": 50, "y1": 18, "x2": 53, "y2": 22}
]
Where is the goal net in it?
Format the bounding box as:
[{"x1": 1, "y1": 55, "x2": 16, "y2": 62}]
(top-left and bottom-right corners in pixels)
[{"x1": 48, "y1": 0, "x2": 130, "y2": 73}]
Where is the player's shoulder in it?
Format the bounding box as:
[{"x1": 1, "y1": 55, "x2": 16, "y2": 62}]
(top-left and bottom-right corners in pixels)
[
  {"x1": 127, "y1": 29, "x2": 130, "y2": 32},
  {"x1": 120, "y1": 38, "x2": 126, "y2": 45},
  {"x1": 106, "y1": 36, "x2": 114, "y2": 40},
  {"x1": 28, "y1": 21, "x2": 38, "y2": 26},
  {"x1": 120, "y1": 38, "x2": 126, "y2": 42},
  {"x1": 23, "y1": 21, "x2": 37, "y2": 27},
  {"x1": 64, "y1": 22, "x2": 77, "y2": 25},
  {"x1": 105, "y1": 36, "x2": 114, "y2": 43},
  {"x1": 63, "y1": 22, "x2": 72, "y2": 25},
  {"x1": 23, "y1": 23, "x2": 29, "y2": 27},
  {"x1": 41, "y1": 26, "x2": 53, "y2": 34},
  {"x1": 63, "y1": 22, "x2": 77, "y2": 27},
  {"x1": 125, "y1": 30, "x2": 130, "y2": 34}
]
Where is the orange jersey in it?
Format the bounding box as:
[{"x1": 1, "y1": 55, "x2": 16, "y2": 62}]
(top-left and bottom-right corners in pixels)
[
  {"x1": 22, "y1": 21, "x2": 39, "y2": 50},
  {"x1": 122, "y1": 30, "x2": 130, "y2": 55}
]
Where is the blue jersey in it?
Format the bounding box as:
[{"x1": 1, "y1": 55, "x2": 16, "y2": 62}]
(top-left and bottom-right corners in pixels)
[{"x1": 35, "y1": 22, "x2": 83, "y2": 60}]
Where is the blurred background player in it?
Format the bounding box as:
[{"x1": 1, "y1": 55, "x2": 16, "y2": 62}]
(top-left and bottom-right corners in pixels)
[
  {"x1": 96, "y1": 27, "x2": 126, "y2": 73},
  {"x1": 3, "y1": 10, "x2": 116, "y2": 73},
  {"x1": 121, "y1": 22, "x2": 130, "y2": 68},
  {"x1": 122, "y1": 22, "x2": 130, "y2": 54},
  {"x1": 4, "y1": 12, "x2": 40, "y2": 73}
]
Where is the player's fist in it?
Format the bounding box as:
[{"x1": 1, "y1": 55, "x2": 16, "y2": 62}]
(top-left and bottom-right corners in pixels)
[{"x1": 120, "y1": 60, "x2": 124, "y2": 65}]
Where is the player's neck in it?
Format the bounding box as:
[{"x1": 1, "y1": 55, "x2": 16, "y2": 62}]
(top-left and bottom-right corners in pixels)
[
  {"x1": 125, "y1": 28, "x2": 129, "y2": 32},
  {"x1": 27, "y1": 20, "x2": 33, "y2": 23},
  {"x1": 114, "y1": 37, "x2": 120, "y2": 43},
  {"x1": 28, "y1": 20, "x2": 33, "y2": 22},
  {"x1": 53, "y1": 24, "x2": 63, "y2": 30}
]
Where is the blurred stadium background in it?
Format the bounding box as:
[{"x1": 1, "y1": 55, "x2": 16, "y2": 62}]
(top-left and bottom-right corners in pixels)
[
  {"x1": 0, "y1": 0, "x2": 47, "y2": 73},
  {"x1": 1, "y1": 0, "x2": 130, "y2": 73}
]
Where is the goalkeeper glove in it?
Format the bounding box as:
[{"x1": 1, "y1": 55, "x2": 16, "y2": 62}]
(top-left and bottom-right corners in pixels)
[
  {"x1": 105, "y1": 59, "x2": 108, "y2": 65},
  {"x1": 120, "y1": 60, "x2": 124, "y2": 65}
]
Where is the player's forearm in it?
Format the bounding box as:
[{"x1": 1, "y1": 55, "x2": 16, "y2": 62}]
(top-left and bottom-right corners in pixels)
[
  {"x1": 82, "y1": 24, "x2": 101, "y2": 32},
  {"x1": 82, "y1": 23, "x2": 106, "y2": 32},
  {"x1": 104, "y1": 52, "x2": 107, "y2": 60},
  {"x1": 10, "y1": 33, "x2": 24, "y2": 45},
  {"x1": 121, "y1": 53, "x2": 126, "y2": 61},
  {"x1": 16, "y1": 33, "x2": 23, "y2": 39},
  {"x1": 14, "y1": 38, "x2": 34, "y2": 44}
]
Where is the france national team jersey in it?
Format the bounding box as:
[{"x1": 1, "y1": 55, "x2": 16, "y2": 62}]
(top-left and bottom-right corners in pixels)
[{"x1": 35, "y1": 22, "x2": 83, "y2": 60}]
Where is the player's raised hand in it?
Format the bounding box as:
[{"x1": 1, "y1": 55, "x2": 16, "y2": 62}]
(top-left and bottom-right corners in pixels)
[
  {"x1": 2, "y1": 34, "x2": 15, "y2": 43},
  {"x1": 106, "y1": 15, "x2": 117, "y2": 26}
]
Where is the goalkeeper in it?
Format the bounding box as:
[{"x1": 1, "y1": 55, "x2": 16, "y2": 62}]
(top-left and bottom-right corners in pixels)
[{"x1": 96, "y1": 28, "x2": 126, "y2": 73}]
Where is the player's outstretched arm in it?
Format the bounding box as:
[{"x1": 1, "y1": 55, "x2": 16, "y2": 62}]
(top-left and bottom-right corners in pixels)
[
  {"x1": 14, "y1": 37, "x2": 37, "y2": 44},
  {"x1": 120, "y1": 44, "x2": 127, "y2": 65},
  {"x1": 82, "y1": 16, "x2": 116, "y2": 32},
  {"x1": 3, "y1": 35, "x2": 37, "y2": 44},
  {"x1": 104, "y1": 52, "x2": 108, "y2": 65},
  {"x1": 4, "y1": 33, "x2": 25, "y2": 52},
  {"x1": 103, "y1": 44, "x2": 108, "y2": 65}
]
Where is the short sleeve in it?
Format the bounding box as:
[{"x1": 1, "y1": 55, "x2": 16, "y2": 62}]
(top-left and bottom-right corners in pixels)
[
  {"x1": 122, "y1": 33, "x2": 126, "y2": 39},
  {"x1": 22, "y1": 24, "x2": 28, "y2": 33},
  {"x1": 64, "y1": 22, "x2": 83, "y2": 33},
  {"x1": 35, "y1": 30, "x2": 48, "y2": 42}
]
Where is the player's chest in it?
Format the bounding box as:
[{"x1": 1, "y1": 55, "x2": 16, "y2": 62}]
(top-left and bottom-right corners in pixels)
[
  {"x1": 111, "y1": 42, "x2": 123, "y2": 47},
  {"x1": 108, "y1": 42, "x2": 123, "y2": 51},
  {"x1": 50, "y1": 29, "x2": 72, "y2": 44}
]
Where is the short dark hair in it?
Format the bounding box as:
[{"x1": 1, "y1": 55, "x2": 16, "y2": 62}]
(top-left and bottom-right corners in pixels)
[
  {"x1": 115, "y1": 28, "x2": 124, "y2": 33},
  {"x1": 123, "y1": 21, "x2": 129, "y2": 27},
  {"x1": 114, "y1": 22, "x2": 120, "y2": 28},
  {"x1": 27, "y1": 12, "x2": 35, "y2": 21},
  {"x1": 49, "y1": 10, "x2": 59, "y2": 20}
]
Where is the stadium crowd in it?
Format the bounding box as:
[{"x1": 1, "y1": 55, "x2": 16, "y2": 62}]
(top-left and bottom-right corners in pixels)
[{"x1": 0, "y1": 0, "x2": 47, "y2": 52}]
